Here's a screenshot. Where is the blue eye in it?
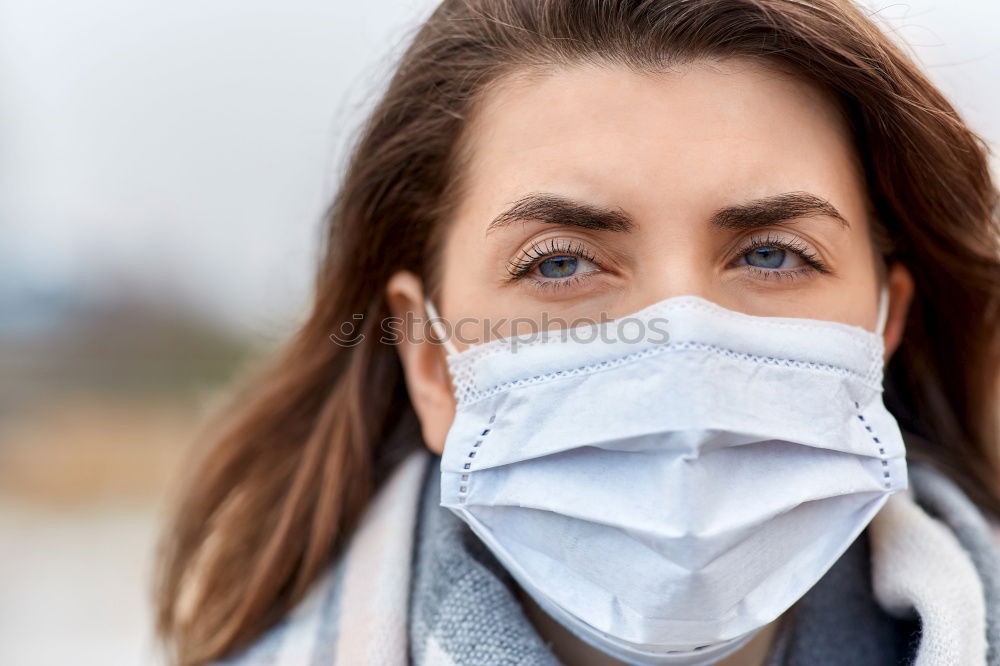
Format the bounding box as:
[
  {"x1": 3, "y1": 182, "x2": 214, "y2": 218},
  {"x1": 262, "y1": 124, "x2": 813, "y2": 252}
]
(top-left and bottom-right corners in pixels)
[
  {"x1": 745, "y1": 247, "x2": 787, "y2": 269},
  {"x1": 742, "y1": 246, "x2": 806, "y2": 270},
  {"x1": 506, "y1": 238, "x2": 602, "y2": 283},
  {"x1": 538, "y1": 255, "x2": 579, "y2": 278},
  {"x1": 731, "y1": 234, "x2": 828, "y2": 277}
]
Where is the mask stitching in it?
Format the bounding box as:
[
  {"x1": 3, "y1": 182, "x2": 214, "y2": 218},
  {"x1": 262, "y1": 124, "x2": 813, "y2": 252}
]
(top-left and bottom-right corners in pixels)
[
  {"x1": 855, "y1": 400, "x2": 892, "y2": 489},
  {"x1": 457, "y1": 413, "x2": 496, "y2": 503},
  {"x1": 447, "y1": 298, "x2": 881, "y2": 369},
  {"x1": 455, "y1": 341, "x2": 881, "y2": 407}
]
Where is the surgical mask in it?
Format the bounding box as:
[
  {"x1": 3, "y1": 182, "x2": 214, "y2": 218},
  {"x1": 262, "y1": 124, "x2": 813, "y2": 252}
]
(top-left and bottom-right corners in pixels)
[{"x1": 427, "y1": 289, "x2": 905, "y2": 665}]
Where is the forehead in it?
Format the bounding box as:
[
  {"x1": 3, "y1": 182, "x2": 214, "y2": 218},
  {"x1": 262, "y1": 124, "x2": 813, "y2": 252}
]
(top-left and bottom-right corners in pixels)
[{"x1": 452, "y1": 58, "x2": 865, "y2": 230}]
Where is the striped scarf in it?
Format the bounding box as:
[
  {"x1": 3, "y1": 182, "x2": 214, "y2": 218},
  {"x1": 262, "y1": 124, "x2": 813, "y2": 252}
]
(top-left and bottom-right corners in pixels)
[{"x1": 214, "y1": 446, "x2": 1000, "y2": 666}]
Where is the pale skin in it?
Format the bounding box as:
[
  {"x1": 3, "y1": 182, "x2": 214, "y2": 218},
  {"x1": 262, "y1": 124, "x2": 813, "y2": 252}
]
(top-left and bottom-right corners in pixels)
[{"x1": 387, "y1": 57, "x2": 914, "y2": 665}]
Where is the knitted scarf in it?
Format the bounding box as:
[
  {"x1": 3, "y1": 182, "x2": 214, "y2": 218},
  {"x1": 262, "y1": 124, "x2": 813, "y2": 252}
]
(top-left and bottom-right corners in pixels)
[{"x1": 215, "y1": 447, "x2": 1000, "y2": 666}]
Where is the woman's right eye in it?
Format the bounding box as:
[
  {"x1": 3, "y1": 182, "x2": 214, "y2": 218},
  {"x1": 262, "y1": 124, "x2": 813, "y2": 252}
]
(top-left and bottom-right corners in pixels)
[
  {"x1": 505, "y1": 237, "x2": 603, "y2": 284},
  {"x1": 534, "y1": 254, "x2": 599, "y2": 279}
]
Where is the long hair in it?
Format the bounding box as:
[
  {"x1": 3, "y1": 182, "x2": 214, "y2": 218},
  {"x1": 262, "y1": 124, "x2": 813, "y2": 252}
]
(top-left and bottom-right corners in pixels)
[{"x1": 154, "y1": 1, "x2": 1000, "y2": 663}]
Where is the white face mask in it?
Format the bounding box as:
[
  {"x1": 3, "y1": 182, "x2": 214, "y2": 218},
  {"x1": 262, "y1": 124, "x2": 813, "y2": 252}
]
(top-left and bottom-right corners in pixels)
[{"x1": 427, "y1": 290, "x2": 905, "y2": 665}]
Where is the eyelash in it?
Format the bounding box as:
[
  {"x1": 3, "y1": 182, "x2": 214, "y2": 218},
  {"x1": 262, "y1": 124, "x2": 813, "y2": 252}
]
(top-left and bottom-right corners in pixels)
[
  {"x1": 504, "y1": 232, "x2": 830, "y2": 290},
  {"x1": 733, "y1": 233, "x2": 831, "y2": 279},
  {"x1": 505, "y1": 238, "x2": 600, "y2": 285}
]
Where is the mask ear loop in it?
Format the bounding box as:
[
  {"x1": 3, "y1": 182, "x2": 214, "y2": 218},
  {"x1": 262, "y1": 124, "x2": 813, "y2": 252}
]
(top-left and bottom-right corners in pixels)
[
  {"x1": 424, "y1": 298, "x2": 460, "y2": 356},
  {"x1": 875, "y1": 284, "x2": 890, "y2": 337}
]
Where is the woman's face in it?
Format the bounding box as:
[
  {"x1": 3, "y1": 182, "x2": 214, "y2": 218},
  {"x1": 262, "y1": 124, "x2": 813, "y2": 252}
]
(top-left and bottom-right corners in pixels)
[{"x1": 388, "y1": 57, "x2": 912, "y2": 452}]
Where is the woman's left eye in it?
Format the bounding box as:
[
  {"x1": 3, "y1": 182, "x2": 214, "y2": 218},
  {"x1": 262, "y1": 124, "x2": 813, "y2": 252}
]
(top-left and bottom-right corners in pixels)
[
  {"x1": 730, "y1": 234, "x2": 829, "y2": 278},
  {"x1": 741, "y1": 246, "x2": 804, "y2": 270}
]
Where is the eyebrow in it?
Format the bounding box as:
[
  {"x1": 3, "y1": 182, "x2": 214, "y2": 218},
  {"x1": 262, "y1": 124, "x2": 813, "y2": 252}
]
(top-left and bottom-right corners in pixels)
[
  {"x1": 486, "y1": 193, "x2": 634, "y2": 234},
  {"x1": 485, "y1": 190, "x2": 849, "y2": 234},
  {"x1": 709, "y1": 191, "x2": 850, "y2": 231}
]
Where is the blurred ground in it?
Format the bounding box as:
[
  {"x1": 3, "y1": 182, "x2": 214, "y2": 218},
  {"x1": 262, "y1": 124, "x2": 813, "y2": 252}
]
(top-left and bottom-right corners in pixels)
[{"x1": 0, "y1": 298, "x2": 262, "y2": 666}]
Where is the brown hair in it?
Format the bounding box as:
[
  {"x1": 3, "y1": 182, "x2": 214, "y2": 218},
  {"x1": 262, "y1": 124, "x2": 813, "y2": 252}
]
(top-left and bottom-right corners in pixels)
[{"x1": 154, "y1": 1, "x2": 1000, "y2": 663}]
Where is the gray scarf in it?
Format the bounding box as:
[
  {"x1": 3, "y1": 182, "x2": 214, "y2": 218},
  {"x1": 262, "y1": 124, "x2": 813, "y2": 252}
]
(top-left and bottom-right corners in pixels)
[
  {"x1": 408, "y1": 453, "x2": 1000, "y2": 666},
  {"x1": 212, "y1": 446, "x2": 1000, "y2": 666}
]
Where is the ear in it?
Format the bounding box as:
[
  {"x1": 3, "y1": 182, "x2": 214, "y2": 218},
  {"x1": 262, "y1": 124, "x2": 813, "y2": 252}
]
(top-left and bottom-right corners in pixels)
[
  {"x1": 882, "y1": 262, "x2": 914, "y2": 362},
  {"x1": 386, "y1": 270, "x2": 455, "y2": 455}
]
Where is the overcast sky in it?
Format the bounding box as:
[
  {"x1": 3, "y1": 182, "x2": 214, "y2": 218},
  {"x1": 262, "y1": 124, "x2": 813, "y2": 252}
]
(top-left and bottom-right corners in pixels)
[{"x1": 1, "y1": 0, "x2": 997, "y2": 337}]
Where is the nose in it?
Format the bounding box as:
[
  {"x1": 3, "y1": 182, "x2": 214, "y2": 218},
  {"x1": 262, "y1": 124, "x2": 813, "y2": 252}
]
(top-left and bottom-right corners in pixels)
[{"x1": 622, "y1": 260, "x2": 720, "y2": 315}]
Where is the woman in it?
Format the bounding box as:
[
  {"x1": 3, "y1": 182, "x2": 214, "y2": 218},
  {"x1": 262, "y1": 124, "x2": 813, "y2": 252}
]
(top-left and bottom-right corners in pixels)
[{"x1": 154, "y1": 1, "x2": 1000, "y2": 664}]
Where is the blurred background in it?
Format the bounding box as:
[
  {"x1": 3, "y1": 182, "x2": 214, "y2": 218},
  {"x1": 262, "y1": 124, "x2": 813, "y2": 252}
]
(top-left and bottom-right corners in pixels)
[{"x1": 0, "y1": 1, "x2": 997, "y2": 664}]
